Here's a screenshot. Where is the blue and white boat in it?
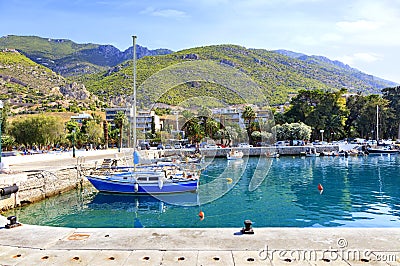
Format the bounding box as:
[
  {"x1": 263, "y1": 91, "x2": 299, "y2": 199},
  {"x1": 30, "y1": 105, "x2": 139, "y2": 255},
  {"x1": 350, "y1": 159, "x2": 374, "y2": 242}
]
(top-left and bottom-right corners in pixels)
[
  {"x1": 85, "y1": 36, "x2": 199, "y2": 194},
  {"x1": 86, "y1": 168, "x2": 199, "y2": 194}
]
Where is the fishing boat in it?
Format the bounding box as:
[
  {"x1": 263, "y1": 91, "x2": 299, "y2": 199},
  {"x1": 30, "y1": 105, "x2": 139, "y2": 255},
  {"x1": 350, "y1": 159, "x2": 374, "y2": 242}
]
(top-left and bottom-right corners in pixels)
[
  {"x1": 85, "y1": 36, "x2": 200, "y2": 194},
  {"x1": 226, "y1": 150, "x2": 244, "y2": 160}
]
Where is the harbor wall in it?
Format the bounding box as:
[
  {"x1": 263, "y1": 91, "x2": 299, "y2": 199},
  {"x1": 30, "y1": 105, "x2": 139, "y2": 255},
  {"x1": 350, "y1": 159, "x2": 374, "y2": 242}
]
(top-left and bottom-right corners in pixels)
[
  {"x1": 153, "y1": 145, "x2": 339, "y2": 158},
  {"x1": 0, "y1": 167, "x2": 87, "y2": 212}
]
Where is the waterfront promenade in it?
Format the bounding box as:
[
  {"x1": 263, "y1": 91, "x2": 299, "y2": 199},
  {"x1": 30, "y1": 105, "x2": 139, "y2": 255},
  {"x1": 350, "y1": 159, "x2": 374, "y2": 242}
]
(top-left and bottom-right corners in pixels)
[
  {"x1": 1, "y1": 148, "x2": 400, "y2": 265},
  {"x1": 1, "y1": 215, "x2": 400, "y2": 265}
]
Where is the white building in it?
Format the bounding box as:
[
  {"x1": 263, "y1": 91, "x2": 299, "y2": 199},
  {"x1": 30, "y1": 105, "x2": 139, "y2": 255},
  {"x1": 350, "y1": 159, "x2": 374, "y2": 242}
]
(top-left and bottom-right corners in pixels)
[
  {"x1": 105, "y1": 107, "x2": 161, "y2": 133},
  {"x1": 70, "y1": 112, "x2": 93, "y2": 124}
]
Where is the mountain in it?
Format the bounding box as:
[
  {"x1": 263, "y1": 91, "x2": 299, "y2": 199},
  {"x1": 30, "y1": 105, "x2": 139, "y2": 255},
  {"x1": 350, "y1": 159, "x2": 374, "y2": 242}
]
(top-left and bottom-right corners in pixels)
[
  {"x1": 0, "y1": 35, "x2": 173, "y2": 76},
  {"x1": 80, "y1": 44, "x2": 398, "y2": 106},
  {"x1": 274, "y1": 49, "x2": 397, "y2": 89},
  {"x1": 1, "y1": 35, "x2": 398, "y2": 108},
  {"x1": 0, "y1": 49, "x2": 98, "y2": 113}
]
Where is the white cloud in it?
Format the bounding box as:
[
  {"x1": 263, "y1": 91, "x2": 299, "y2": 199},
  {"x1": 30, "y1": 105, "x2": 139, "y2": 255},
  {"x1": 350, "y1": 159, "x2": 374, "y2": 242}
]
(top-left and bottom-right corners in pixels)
[
  {"x1": 336, "y1": 20, "x2": 382, "y2": 32},
  {"x1": 353, "y1": 52, "x2": 382, "y2": 63},
  {"x1": 336, "y1": 52, "x2": 382, "y2": 66},
  {"x1": 140, "y1": 7, "x2": 189, "y2": 19}
]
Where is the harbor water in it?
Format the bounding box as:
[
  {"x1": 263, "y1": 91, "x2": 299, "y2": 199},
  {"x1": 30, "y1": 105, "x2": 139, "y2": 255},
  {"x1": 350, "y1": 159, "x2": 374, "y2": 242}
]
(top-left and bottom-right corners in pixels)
[{"x1": 4, "y1": 155, "x2": 400, "y2": 228}]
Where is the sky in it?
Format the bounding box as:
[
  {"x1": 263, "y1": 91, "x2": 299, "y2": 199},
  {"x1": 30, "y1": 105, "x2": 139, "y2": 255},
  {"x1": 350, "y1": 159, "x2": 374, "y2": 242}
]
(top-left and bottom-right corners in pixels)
[{"x1": 1, "y1": 0, "x2": 400, "y2": 83}]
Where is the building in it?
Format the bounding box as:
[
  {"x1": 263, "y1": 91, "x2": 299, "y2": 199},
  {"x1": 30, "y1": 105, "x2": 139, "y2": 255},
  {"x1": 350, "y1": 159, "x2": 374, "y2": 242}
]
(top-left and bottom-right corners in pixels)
[
  {"x1": 105, "y1": 107, "x2": 161, "y2": 133},
  {"x1": 212, "y1": 106, "x2": 245, "y2": 128},
  {"x1": 70, "y1": 112, "x2": 93, "y2": 125}
]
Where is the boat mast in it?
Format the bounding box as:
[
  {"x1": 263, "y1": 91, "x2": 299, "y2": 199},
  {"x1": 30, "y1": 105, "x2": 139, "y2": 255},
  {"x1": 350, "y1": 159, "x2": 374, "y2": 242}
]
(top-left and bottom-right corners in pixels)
[
  {"x1": 376, "y1": 105, "x2": 379, "y2": 142},
  {"x1": 132, "y1": 35, "x2": 137, "y2": 150}
]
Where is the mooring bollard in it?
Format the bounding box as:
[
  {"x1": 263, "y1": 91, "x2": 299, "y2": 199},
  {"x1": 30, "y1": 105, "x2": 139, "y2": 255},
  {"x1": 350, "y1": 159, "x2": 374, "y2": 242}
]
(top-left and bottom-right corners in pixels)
[
  {"x1": 240, "y1": 219, "x2": 254, "y2": 234},
  {"x1": 5, "y1": 216, "x2": 21, "y2": 229}
]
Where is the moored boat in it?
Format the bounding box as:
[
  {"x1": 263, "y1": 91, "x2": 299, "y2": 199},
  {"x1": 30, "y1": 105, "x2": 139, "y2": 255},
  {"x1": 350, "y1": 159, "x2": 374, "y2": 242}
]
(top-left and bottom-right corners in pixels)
[
  {"x1": 227, "y1": 150, "x2": 244, "y2": 160},
  {"x1": 86, "y1": 161, "x2": 199, "y2": 194},
  {"x1": 366, "y1": 146, "x2": 398, "y2": 155}
]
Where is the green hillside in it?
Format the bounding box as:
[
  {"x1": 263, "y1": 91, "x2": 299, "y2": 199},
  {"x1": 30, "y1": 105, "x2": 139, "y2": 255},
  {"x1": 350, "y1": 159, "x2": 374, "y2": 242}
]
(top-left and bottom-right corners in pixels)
[
  {"x1": 80, "y1": 44, "x2": 396, "y2": 106},
  {"x1": 0, "y1": 50, "x2": 98, "y2": 113},
  {"x1": 0, "y1": 35, "x2": 173, "y2": 76}
]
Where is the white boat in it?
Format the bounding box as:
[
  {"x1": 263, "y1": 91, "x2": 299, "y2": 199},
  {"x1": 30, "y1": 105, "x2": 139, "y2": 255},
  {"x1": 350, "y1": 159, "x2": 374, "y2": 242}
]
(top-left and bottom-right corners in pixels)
[
  {"x1": 367, "y1": 146, "x2": 398, "y2": 155},
  {"x1": 305, "y1": 147, "x2": 320, "y2": 157},
  {"x1": 226, "y1": 150, "x2": 244, "y2": 160},
  {"x1": 265, "y1": 151, "x2": 280, "y2": 158},
  {"x1": 366, "y1": 106, "x2": 398, "y2": 155}
]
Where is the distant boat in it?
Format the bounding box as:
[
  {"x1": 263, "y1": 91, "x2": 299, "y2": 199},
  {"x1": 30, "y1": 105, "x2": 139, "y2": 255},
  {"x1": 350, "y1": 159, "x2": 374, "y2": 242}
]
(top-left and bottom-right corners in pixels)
[
  {"x1": 366, "y1": 146, "x2": 398, "y2": 155},
  {"x1": 265, "y1": 151, "x2": 280, "y2": 158},
  {"x1": 305, "y1": 147, "x2": 320, "y2": 157},
  {"x1": 227, "y1": 150, "x2": 244, "y2": 160},
  {"x1": 366, "y1": 106, "x2": 398, "y2": 155}
]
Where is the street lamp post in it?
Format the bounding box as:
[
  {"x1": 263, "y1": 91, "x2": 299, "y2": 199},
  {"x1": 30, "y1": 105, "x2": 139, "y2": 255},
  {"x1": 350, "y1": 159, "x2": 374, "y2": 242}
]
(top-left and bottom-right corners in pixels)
[
  {"x1": 320, "y1": 129, "x2": 324, "y2": 143},
  {"x1": 72, "y1": 129, "x2": 76, "y2": 158},
  {"x1": 0, "y1": 100, "x2": 3, "y2": 165}
]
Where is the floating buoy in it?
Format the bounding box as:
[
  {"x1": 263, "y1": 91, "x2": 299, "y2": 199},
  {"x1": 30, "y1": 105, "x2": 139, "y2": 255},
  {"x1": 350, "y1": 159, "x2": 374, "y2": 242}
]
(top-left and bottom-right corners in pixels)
[
  {"x1": 198, "y1": 211, "x2": 204, "y2": 220},
  {"x1": 318, "y1": 183, "x2": 324, "y2": 194},
  {"x1": 226, "y1": 178, "x2": 233, "y2": 184}
]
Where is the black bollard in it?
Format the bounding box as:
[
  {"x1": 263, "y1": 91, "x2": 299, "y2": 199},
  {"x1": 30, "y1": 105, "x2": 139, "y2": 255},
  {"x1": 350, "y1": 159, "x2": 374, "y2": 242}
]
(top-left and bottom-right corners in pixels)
[
  {"x1": 5, "y1": 216, "x2": 21, "y2": 229},
  {"x1": 240, "y1": 219, "x2": 254, "y2": 234}
]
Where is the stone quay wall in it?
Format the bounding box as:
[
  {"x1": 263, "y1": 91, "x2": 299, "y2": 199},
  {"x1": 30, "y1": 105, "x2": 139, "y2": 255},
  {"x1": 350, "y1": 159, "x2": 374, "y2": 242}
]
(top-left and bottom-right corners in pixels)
[
  {"x1": 0, "y1": 167, "x2": 88, "y2": 212},
  {"x1": 158, "y1": 145, "x2": 339, "y2": 158}
]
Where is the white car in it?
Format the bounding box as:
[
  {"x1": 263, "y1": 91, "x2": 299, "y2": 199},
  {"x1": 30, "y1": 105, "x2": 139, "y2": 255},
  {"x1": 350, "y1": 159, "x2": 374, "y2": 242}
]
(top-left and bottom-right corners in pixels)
[{"x1": 238, "y1": 143, "x2": 253, "y2": 148}]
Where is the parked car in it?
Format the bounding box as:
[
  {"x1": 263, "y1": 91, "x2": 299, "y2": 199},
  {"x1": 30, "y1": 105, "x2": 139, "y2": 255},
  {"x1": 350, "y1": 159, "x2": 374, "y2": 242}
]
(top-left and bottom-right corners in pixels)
[
  {"x1": 174, "y1": 143, "x2": 182, "y2": 149},
  {"x1": 185, "y1": 144, "x2": 196, "y2": 149},
  {"x1": 140, "y1": 142, "x2": 150, "y2": 150},
  {"x1": 157, "y1": 144, "x2": 164, "y2": 150},
  {"x1": 274, "y1": 141, "x2": 287, "y2": 147},
  {"x1": 165, "y1": 144, "x2": 172, "y2": 149},
  {"x1": 238, "y1": 143, "x2": 252, "y2": 148}
]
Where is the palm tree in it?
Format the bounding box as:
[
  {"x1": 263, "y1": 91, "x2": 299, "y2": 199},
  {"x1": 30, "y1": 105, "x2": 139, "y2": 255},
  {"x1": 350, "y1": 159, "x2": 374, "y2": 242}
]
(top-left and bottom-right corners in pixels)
[
  {"x1": 113, "y1": 111, "x2": 127, "y2": 152},
  {"x1": 241, "y1": 106, "x2": 256, "y2": 144}
]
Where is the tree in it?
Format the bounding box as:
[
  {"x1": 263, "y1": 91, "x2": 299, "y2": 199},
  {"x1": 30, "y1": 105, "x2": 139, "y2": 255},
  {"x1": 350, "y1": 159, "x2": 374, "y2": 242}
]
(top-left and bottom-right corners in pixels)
[
  {"x1": 113, "y1": 111, "x2": 127, "y2": 151},
  {"x1": 182, "y1": 117, "x2": 204, "y2": 143},
  {"x1": 382, "y1": 86, "x2": 400, "y2": 139},
  {"x1": 86, "y1": 120, "x2": 103, "y2": 146},
  {"x1": 284, "y1": 89, "x2": 347, "y2": 140},
  {"x1": 10, "y1": 115, "x2": 64, "y2": 148},
  {"x1": 242, "y1": 105, "x2": 256, "y2": 144},
  {"x1": 273, "y1": 122, "x2": 311, "y2": 141}
]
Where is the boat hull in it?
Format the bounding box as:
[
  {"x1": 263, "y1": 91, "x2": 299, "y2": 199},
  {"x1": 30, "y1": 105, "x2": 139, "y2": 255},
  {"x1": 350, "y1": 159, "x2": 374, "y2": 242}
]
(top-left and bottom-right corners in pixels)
[
  {"x1": 367, "y1": 148, "x2": 398, "y2": 155},
  {"x1": 86, "y1": 175, "x2": 198, "y2": 194}
]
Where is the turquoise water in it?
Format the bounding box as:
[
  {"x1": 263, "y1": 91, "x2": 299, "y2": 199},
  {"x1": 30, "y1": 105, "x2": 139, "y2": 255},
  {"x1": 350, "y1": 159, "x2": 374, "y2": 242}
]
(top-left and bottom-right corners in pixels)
[{"x1": 4, "y1": 155, "x2": 400, "y2": 228}]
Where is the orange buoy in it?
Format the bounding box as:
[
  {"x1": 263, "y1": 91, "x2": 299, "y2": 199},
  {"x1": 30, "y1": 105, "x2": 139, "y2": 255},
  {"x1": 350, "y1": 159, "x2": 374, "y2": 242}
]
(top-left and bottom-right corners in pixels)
[
  {"x1": 318, "y1": 183, "x2": 324, "y2": 194},
  {"x1": 198, "y1": 211, "x2": 204, "y2": 220}
]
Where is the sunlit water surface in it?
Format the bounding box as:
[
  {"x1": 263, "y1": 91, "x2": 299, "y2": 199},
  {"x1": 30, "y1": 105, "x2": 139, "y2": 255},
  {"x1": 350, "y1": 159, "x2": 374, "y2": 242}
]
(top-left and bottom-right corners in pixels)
[{"x1": 4, "y1": 155, "x2": 400, "y2": 228}]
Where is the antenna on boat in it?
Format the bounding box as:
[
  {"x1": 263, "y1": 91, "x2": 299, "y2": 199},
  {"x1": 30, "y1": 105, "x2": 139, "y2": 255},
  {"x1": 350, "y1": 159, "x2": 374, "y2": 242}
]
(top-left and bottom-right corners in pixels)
[
  {"x1": 132, "y1": 35, "x2": 137, "y2": 150},
  {"x1": 132, "y1": 35, "x2": 139, "y2": 171},
  {"x1": 376, "y1": 105, "x2": 379, "y2": 143}
]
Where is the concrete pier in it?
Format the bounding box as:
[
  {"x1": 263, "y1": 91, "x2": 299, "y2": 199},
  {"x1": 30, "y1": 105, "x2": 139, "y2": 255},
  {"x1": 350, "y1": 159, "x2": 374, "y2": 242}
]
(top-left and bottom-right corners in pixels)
[{"x1": 0, "y1": 215, "x2": 399, "y2": 265}]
